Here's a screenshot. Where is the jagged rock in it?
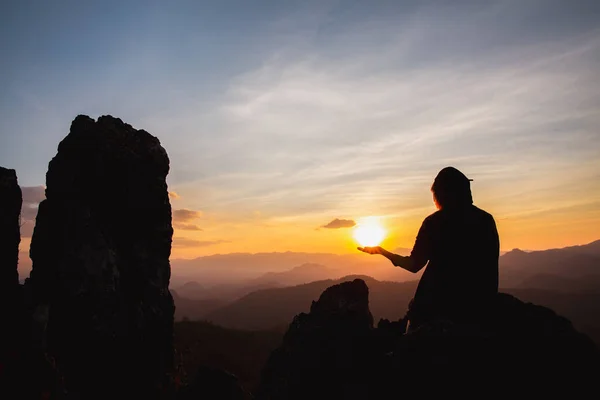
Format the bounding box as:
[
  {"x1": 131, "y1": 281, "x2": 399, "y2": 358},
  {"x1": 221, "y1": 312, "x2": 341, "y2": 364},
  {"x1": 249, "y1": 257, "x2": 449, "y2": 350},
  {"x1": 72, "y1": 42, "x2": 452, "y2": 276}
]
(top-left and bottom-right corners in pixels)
[
  {"x1": 0, "y1": 169, "x2": 55, "y2": 400},
  {"x1": 258, "y1": 279, "x2": 600, "y2": 399},
  {"x1": 28, "y1": 115, "x2": 175, "y2": 399},
  {"x1": 0, "y1": 167, "x2": 21, "y2": 289},
  {"x1": 257, "y1": 279, "x2": 376, "y2": 399}
]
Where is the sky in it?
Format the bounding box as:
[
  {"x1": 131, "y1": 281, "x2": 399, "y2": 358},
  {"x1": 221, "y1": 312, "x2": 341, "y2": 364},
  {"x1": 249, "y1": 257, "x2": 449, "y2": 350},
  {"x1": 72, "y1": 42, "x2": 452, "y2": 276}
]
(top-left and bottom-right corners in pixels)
[{"x1": 1, "y1": 0, "x2": 599, "y2": 259}]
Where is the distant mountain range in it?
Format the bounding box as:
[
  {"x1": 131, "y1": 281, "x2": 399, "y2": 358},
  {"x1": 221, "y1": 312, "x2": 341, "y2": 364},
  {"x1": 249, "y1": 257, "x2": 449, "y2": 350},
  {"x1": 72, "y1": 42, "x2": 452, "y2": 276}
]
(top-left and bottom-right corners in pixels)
[
  {"x1": 171, "y1": 290, "x2": 227, "y2": 321},
  {"x1": 175, "y1": 280, "x2": 284, "y2": 301},
  {"x1": 170, "y1": 240, "x2": 598, "y2": 286},
  {"x1": 171, "y1": 240, "x2": 600, "y2": 344},
  {"x1": 500, "y1": 239, "x2": 600, "y2": 287},
  {"x1": 169, "y1": 251, "x2": 415, "y2": 287},
  {"x1": 192, "y1": 275, "x2": 600, "y2": 344},
  {"x1": 202, "y1": 275, "x2": 417, "y2": 331},
  {"x1": 517, "y1": 273, "x2": 600, "y2": 293},
  {"x1": 248, "y1": 263, "x2": 340, "y2": 286},
  {"x1": 169, "y1": 239, "x2": 600, "y2": 294}
]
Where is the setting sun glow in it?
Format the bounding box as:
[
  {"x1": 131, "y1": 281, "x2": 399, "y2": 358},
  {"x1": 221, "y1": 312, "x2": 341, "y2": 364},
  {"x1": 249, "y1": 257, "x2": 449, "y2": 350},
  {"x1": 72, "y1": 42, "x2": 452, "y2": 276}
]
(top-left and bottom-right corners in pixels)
[{"x1": 353, "y1": 218, "x2": 387, "y2": 247}]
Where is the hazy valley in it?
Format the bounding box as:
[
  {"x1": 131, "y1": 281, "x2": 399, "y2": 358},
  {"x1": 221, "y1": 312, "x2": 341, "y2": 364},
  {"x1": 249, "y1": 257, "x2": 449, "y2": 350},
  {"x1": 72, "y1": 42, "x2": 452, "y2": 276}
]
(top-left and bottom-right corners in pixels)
[{"x1": 171, "y1": 240, "x2": 600, "y2": 339}]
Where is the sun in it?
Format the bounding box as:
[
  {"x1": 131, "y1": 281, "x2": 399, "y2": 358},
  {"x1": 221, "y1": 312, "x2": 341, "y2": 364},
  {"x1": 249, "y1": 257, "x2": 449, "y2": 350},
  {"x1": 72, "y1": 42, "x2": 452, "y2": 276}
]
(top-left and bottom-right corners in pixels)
[{"x1": 353, "y1": 217, "x2": 386, "y2": 247}]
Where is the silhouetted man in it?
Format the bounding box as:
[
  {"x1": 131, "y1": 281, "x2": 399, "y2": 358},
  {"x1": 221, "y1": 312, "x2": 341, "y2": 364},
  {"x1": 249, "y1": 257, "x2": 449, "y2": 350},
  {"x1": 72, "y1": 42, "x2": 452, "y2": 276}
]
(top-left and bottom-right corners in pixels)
[{"x1": 359, "y1": 166, "x2": 499, "y2": 329}]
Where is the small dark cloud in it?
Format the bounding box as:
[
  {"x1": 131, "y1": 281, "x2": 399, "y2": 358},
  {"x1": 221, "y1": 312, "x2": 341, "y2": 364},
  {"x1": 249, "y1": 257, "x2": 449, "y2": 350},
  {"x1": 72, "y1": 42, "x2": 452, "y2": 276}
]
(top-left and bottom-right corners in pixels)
[
  {"x1": 173, "y1": 222, "x2": 203, "y2": 231},
  {"x1": 172, "y1": 237, "x2": 229, "y2": 248},
  {"x1": 173, "y1": 208, "x2": 202, "y2": 222},
  {"x1": 322, "y1": 218, "x2": 356, "y2": 229}
]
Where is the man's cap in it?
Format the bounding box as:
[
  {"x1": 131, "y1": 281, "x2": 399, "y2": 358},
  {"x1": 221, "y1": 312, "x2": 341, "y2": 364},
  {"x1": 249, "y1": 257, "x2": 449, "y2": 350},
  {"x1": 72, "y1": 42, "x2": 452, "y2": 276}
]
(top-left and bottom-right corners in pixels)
[{"x1": 433, "y1": 166, "x2": 473, "y2": 188}]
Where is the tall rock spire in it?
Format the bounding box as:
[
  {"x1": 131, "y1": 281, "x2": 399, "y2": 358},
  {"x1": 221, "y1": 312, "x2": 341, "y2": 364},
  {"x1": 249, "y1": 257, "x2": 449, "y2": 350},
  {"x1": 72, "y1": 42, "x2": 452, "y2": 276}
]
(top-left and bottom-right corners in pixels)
[{"x1": 29, "y1": 115, "x2": 175, "y2": 399}]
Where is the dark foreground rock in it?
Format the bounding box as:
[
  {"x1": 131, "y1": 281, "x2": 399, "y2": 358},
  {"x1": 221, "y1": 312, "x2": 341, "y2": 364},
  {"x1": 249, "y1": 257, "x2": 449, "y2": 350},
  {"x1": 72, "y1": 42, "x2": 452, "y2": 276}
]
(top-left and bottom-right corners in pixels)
[
  {"x1": 0, "y1": 168, "x2": 60, "y2": 400},
  {"x1": 0, "y1": 167, "x2": 27, "y2": 395},
  {"x1": 26, "y1": 115, "x2": 175, "y2": 399},
  {"x1": 257, "y1": 279, "x2": 600, "y2": 399},
  {"x1": 177, "y1": 366, "x2": 249, "y2": 400},
  {"x1": 0, "y1": 167, "x2": 21, "y2": 290},
  {"x1": 258, "y1": 279, "x2": 375, "y2": 400}
]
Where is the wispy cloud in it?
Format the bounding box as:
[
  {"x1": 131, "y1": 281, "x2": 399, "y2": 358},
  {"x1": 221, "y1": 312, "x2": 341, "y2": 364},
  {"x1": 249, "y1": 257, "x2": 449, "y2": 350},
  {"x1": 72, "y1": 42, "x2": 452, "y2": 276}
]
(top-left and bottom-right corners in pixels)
[
  {"x1": 207, "y1": 33, "x2": 600, "y2": 224},
  {"x1": 173, "y1": 209, "x2": 202, "y2": 220},
  {"x1": 172, "y1": 237, "x2": 230, "y2": 248},
  {"x1": 174, "y1": 223, "x2": 203, "y2": 231},
  {"x1": 2, "y1": 1, "x2": 599, "y2": 252}
]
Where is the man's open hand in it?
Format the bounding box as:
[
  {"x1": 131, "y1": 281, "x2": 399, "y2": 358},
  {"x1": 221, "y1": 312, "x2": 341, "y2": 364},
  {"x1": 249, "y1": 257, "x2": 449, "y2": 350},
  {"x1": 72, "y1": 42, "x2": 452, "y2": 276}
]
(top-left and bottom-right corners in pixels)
[{"x1": 357, "y1": 246, "x2": 383, "y2": 255}]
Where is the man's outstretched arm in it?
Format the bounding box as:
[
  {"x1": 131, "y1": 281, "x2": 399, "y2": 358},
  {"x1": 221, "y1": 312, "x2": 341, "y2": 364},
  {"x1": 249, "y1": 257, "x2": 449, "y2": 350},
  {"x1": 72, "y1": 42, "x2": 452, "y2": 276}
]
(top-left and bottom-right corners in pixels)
[
  {"x1": 358, "y1": 217, "x2": 430, "y2": 273},
  {"x1": 357, "y1": 246, "x2": 426, "y2": 273}
]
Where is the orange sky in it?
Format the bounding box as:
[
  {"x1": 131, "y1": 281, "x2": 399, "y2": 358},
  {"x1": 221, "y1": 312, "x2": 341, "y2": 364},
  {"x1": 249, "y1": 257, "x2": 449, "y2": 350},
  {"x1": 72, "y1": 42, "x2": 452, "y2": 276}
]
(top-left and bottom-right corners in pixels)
[
  {"x1": 6, "y1": 2, "x2": 600, "y2": 262},
  {"x1": 168, "y1": 165, "x2": 600, "y2": 259}
]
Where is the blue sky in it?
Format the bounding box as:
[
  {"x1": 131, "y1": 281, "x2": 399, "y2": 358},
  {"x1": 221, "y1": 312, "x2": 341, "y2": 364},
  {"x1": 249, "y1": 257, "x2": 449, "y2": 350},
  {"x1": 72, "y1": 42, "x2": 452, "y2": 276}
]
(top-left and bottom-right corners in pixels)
[{"x1": 2, "y1": 0, "x2": 599, "y2": 256}]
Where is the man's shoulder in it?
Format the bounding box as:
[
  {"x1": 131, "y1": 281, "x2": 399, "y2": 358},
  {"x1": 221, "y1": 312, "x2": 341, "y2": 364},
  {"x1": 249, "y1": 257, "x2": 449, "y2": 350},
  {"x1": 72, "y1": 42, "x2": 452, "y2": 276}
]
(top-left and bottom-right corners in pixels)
[
  {"x1": 424, "y1": 210, "x2": 443, "y2": 224},
  {"x1": 471, "y1": 205, "x2": 495, "y2": 221}
]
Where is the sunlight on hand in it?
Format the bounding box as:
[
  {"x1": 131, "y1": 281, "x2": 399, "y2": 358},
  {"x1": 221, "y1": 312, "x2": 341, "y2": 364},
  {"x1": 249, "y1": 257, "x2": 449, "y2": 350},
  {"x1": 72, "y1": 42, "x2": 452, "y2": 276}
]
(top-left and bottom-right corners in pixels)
[{"x1": 353, "y1": 217, "x2": 386, "y2": 247}]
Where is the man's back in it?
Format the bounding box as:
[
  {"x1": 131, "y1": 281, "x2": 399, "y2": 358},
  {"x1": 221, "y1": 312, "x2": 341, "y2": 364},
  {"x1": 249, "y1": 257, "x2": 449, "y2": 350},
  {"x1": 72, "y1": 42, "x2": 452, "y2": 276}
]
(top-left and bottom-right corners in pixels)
[{"x1": 410, "y1": 205, "x2": 499, "y2": 323}]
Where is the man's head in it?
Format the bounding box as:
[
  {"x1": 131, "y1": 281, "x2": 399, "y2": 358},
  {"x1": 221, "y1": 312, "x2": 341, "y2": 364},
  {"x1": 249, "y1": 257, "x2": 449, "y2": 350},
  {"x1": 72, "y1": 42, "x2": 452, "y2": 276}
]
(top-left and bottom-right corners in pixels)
[{"x1": 431, "y1": 166, "x2": 473, "y2": 210}]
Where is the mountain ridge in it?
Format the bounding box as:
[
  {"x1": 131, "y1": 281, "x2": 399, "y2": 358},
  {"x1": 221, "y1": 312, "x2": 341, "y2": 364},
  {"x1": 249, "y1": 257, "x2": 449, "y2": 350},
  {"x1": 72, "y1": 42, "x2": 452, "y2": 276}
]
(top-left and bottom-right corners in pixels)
[{"x1": 193, "y1": 274, "x2": 600, "y2": 345}]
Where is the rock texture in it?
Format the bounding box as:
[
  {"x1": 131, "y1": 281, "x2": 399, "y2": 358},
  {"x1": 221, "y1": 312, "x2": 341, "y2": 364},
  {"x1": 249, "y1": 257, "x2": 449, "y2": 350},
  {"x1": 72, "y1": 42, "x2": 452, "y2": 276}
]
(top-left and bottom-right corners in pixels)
[
  {"x1": 257, "y1": 279, "x2": 600, "y2": 399},
  {"x1": 28, "y1": 115, "x2": 175, "y2": 399}
]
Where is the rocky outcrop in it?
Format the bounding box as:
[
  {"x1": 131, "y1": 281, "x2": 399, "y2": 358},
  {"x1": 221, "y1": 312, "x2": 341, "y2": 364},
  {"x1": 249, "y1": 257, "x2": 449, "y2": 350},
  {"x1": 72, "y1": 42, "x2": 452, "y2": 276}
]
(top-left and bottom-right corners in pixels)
[
  {"x1": 0, "y1": 167, "x2": 26, "y2": 396},
  {"x1": 257, "y1": 279, "x2": 600, "y2": 399},
  {"x1": 0, "y1": 168, "x2": 57, "y2": 400},
  {"x1": 257, "y1": 279, "x2": 376, "y2": 399},
  {"x1": 27, "y1": 115, "x2": 175, "y2": 399},
  {"x1": 0, "y1": 167, "x2": 21, "y2": 289}
]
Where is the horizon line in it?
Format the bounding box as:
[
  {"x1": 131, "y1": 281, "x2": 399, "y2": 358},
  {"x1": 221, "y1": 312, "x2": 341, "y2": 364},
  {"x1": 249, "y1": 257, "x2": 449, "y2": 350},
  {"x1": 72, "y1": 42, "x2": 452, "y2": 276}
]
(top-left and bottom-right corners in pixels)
[{"x1": 169, "y1": 239, "x2": 600, "y2": 261}]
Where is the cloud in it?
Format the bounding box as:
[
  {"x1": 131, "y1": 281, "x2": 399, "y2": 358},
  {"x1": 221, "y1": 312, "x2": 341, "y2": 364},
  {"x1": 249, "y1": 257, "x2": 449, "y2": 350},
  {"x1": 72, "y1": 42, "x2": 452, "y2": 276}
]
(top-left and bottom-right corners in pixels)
[
  {"x1": 169, "y1": 191, "x2": 180, "y2": 200},
  {"x1": 21, "y1": 205, "x2": 39, "y2": 222},
  {"x1": 322, "y1": 218, "x2": 356, "y2": 229},
  {"x1": 20, "y1": 220, "x2": 35, "y2": 238},
  {"x1": 22, "y1": 186, "x2": 45, "y2": 204},
  {"x1": 172, "y1": 237, "x2": 230, "y2": 248},
  {"x1": 173, "y1": 222, "x2": 203, "y2": 231},
  {"x1": 173, "y1": 208, "x2": 203, "y2": 231},
  {"x1": 3, "y1": 0, "x2": 599, "y2": 249},
  {"x1": 173, "y1": 208, "x2": 202, "y2": 221},
  {"x1": 205, "y1": 25, "x2": 600, "y2": 223},
  {"x1": 20, "y1": 185, "x2": 45, "y2": 237}
]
